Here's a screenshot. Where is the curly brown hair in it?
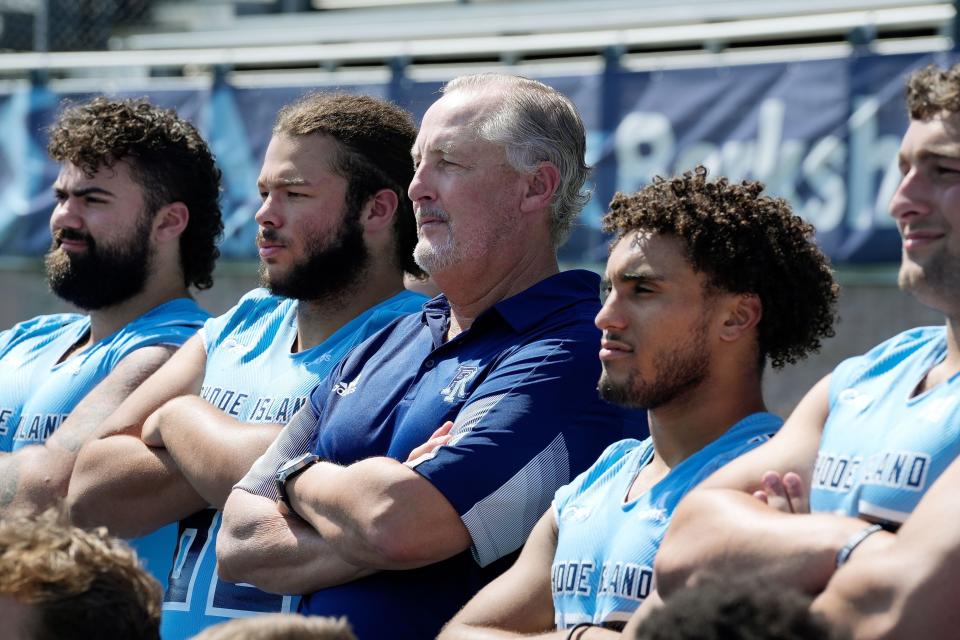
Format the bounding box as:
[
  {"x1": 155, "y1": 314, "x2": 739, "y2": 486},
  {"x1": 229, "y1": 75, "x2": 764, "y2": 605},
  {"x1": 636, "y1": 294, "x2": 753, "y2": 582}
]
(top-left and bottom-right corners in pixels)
[
  {"x1": 0, "y1": 509, "x2": 161, "y2": 640},
  {"x1": 47, "y1": 97, "x2": 223, "y2": 290},
  {"x1": 275, "y1": 92, "x2": 424, "y2": 279},
  {"x1": 906, "y1": 63, "x2": 960, "y2": 120},
  {"x1": 603, "y1": 166, "x2": 838, "y2": 370}
]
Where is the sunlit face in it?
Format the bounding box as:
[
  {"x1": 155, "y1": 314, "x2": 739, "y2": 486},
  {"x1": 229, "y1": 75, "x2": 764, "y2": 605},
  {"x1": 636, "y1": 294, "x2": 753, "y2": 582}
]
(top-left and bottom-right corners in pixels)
[
  {"x1": 595, "y1": 232, "x2": 718, "y2": 410},
  {"x1": 891, "y1": 113, "x2": 960, "y2": 311},
  {"x1": 408, "y1": 91, "x2": 526, "y2": 277},
  {"x1": 255, "y1": 133, "x2": 369, "y2": 300},
  {"x1": 45, "y1": 161, "x2": 154, "y2": 310}
]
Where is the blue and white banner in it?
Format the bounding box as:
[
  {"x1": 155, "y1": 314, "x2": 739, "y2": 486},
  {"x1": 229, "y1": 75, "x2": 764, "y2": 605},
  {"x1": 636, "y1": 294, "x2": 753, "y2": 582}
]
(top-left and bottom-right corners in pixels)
[{"x1": 0, "y1": 49, "x2": 953, "y2": 265}]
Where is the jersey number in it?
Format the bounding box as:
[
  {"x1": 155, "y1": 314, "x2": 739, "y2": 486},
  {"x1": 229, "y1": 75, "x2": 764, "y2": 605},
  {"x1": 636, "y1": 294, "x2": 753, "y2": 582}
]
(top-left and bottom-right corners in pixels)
[{"x1": 164, "y1": 508, "x2": 293, "y2": 617}]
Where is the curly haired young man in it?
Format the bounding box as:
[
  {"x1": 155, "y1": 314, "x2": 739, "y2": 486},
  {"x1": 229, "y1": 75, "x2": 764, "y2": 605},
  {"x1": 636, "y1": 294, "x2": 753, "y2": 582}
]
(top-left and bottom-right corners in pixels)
[{"x1": 439, "y1": 166, "x2": 838, "y2": 639}]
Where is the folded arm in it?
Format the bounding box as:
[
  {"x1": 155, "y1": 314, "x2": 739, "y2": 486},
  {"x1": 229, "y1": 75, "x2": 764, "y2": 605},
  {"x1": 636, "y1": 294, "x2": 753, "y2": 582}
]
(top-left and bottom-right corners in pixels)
[
  {"x1": 67, "y1": 335, "x2": 208, "y2": 533},
  {"x1": 0, "y1": 344, "x2": 178, "y2": 516},
  {"x1": 219, "y1": 398, "x2": 471, "y2": 594},
  {"x1": 217, "y1": 486, "x2": 373, "y2": 594},
  {"x1": 655, "y1": 375, "x2": 878, "y2": 596},
  {"x1": 812, "y1": 453, "x2": 960, "y2": 639}
]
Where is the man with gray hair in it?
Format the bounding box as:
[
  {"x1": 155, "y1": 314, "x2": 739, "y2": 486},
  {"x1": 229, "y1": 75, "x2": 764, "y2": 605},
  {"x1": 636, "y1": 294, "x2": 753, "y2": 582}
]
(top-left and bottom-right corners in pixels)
[{"x1": 218, "y1": 73, "x2": 642, "y2": 639}]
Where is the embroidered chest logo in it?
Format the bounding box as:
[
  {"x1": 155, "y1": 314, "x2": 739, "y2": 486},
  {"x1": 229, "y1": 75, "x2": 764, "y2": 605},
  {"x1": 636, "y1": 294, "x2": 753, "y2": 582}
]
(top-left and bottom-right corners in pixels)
[
  {"x1": 838, "y1": 388, "x2": 873, "y2": 412},
  {"x1": 440, "y1": 366, "x2": 478, "y2": 403},
  {"x1": 334, "y1": 373, "x2": 362, "y2": 396},
  {"x1": 222, "y1": 338, "x2": 249, "y2": 354}
]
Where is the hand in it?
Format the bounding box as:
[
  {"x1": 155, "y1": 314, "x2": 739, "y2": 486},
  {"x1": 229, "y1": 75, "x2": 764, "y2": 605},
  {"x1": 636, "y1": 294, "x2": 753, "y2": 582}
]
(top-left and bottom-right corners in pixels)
[
  {"x1": 140, "y1": 409, "x2": 165, "y2": 448},
  {"x1": 752, "y1": 470, "x2": 809, "y2": 514},
  {"x1": 406, "y1": 421, "x2": 454, "y2": 462}
]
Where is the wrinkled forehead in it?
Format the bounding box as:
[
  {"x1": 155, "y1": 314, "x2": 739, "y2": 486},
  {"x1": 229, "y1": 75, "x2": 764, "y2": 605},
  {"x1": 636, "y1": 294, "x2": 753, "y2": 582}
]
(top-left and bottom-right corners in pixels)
[{"x1": 415, "y1": 91, "x2": 503, "y2": 148}]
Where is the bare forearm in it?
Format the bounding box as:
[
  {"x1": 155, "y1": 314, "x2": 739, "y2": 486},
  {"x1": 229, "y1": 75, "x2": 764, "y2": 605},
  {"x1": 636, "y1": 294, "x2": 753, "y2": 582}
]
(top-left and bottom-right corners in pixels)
[
  {"x1": 656, "y1": 489, "x2": 872, "y2": 596},
  {"x1": 160, "y1": 398, "x2": 281, "y2": 509},
  {"x1": 218, "y1": 489, "x2": 373, "y2": 594},
  {"x1": 289, "y1": 456, "x2": 470, "y2": 569},
  {"x1": 67, "y1": 435, "x2": 206, "y2": 536}
]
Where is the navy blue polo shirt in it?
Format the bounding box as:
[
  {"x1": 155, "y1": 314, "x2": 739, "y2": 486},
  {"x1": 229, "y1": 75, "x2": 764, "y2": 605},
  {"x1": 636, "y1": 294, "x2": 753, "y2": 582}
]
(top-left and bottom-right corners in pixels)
[{"x1": 241, "y1": 269, "x2": 647, "y2": 640}]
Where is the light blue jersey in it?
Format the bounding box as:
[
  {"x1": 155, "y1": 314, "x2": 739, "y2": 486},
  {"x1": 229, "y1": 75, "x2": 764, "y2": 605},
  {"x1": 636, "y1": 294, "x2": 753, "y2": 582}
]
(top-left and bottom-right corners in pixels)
[
  {"x1": 161, "y1": 288, "x2": 425, "y2": 640},
  {"x1": 0, "y1": 299, "x2": 207, "y2": 451},
  {"x1": 0, "y1": 298, "x2": 209, "y2": 589},
  {"x1": 811, "y1": 327, "x2": 960, "y2": 529},
  {"x1": 551, "y1": 413, "x2": 781, "y2": 628}
]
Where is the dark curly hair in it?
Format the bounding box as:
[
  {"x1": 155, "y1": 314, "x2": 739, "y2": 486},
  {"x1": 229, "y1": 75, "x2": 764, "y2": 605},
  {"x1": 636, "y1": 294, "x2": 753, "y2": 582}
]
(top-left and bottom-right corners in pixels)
[
  {"x1": 906, "y1": 63, "x2": 960, "y2": 120},
  {"x1": 603, "y1": 166, "x2": 838, "y2": 370},
  {"x1": 47, "y1": 97, "x2": 223, "y2": 290},
  {"x1": 274, "y1": 92, "x2": 425, "y2": 279},
  {"x1": 634, "y1": 574, "x2": 845, "y2": 640}
]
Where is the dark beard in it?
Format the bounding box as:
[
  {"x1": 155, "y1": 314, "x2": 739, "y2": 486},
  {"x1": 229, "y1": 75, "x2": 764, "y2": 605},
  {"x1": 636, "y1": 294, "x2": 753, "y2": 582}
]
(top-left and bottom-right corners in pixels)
[
  {"x1": 259, "y1": 206, "x2": 370, "y2": 302},
  {"x1": 598, "y1": 320, "x2": 710, "y2": 410},
  {"x1": 44, "y1": 218, "x2": 153, "y2": 311}
]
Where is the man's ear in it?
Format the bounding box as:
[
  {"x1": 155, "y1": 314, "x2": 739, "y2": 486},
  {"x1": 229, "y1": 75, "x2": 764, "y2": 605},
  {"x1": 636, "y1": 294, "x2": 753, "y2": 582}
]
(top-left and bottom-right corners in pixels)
[
  {"x1": 361, "y1": 188, "x2": 399, "y2": 233},
  {"x1": 152, "y1": 202, "x2": 189, "y2": 243},
  {"x1": 519, "y1": 162, "x2": 561, "y2": 214},
  {"x1": 718, "y1": 293, "x2": 762, "y2": 343}
]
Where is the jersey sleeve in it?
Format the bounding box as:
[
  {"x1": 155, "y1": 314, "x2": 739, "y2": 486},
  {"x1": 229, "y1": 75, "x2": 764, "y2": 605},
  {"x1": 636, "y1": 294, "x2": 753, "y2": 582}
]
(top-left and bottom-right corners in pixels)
[
  {"x1": 199, "y1": 289, "x2": 272, "y2": 354},
  {"x1": 0, "y1": 313, "x2": 81, "y2": 355},
  {"x1": 552, "y1": 438, "x2": 641, "y2": 519},
  {"x1": 407, "y1": 331, "x2": 629, "y2": 567},
  {"x1": 828, "y1": 327, "x2": 941, "y2": 408},
  {"x1": 103, "y1": 301, "x2": 209, "y2": 371}
]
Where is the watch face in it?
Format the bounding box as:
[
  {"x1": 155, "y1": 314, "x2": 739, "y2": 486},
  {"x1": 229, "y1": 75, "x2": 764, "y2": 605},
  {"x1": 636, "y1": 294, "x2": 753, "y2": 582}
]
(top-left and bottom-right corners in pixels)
[{"x1": 278, "y1": 453, "x2": 318, "y2": 480}]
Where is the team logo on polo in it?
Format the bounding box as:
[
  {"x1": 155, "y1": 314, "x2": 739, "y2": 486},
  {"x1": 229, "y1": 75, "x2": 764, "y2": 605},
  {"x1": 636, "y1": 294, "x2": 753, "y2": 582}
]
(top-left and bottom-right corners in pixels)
[{"x1": 441, "y1": 366, "x2": 478, "y2": 403}]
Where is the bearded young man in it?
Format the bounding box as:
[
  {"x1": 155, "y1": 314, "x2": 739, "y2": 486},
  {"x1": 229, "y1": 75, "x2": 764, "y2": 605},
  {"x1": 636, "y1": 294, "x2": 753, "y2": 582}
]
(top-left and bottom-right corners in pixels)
[
  {"x1": 66, "y1": 92, "x2": 427, "y2": 639},
  {"x1": 0, "y1": 97, "x2": 222, "y2": 580},
  {"x1": 438, "y1": 167, "x2": 838, "y2": 639}
]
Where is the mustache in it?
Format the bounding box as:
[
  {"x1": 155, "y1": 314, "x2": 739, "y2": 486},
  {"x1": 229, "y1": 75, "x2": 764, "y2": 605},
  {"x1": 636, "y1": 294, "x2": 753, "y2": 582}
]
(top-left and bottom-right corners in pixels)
[
  {"x1": 257, "y1": 227, "x2": 282, "y2": 244},
  {"x1": 415, "y1": 207, "x2": 450, "y2": 223},
  {"x1": 53, "y1": 228, "x2": 93, "y2": 245}
]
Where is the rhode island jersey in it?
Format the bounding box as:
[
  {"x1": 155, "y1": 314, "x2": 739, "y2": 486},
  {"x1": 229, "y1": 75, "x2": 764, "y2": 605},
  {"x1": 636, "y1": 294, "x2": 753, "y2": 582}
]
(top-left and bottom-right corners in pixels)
[
  {"x1": 551, "y1": 412, "x2": 781, "y2": 628},
  {"x1": 160, "y1": 288, "x2": 425, "y2": 640},
  {"x1": 0, "y1": 299, "x2": 207, "y2": 451},
  {"x1": 811, "y1": 327, "x2": 960, "y2": 528},
  {"x1": 0, "y1": 298, "x2": 208, "y2": 589}
]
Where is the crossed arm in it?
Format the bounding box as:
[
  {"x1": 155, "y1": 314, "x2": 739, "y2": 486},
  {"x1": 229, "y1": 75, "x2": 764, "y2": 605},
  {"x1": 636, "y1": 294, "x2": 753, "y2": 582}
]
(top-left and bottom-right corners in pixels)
[
  {"x1": 654, "y1": 375, "x2": 886, "y2": 597},
  {"x1": 0, "y1": 343, "x2": 178, "y2": 516},
  {"x1": 811, "y1": 453, "x2": 960, "y2": 639},
  {"x1": 438, "y1": 510, "x2": 618, "y2": 640},
  {"x1": 67, "y1": 335, "x2": 281, "y2": 537},
  {"x1": 217, "y1": 415, "x2": 471, "y2": 594}
]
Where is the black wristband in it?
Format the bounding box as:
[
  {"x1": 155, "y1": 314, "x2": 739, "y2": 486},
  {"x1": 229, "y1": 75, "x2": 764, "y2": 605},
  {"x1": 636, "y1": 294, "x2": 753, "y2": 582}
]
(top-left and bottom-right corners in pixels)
[{"x1": 566, "y1": 622, "x2": 597, "y2": 640}]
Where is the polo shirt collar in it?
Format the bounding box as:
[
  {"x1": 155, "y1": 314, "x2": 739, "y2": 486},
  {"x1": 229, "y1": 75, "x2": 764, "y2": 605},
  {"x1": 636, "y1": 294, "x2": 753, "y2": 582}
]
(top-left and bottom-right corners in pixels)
[{"x1": 421, "y1": 269, "x2": 600, "y2": 335}]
